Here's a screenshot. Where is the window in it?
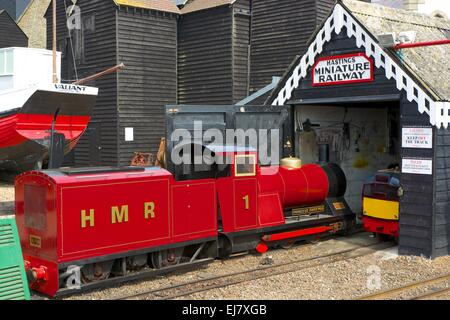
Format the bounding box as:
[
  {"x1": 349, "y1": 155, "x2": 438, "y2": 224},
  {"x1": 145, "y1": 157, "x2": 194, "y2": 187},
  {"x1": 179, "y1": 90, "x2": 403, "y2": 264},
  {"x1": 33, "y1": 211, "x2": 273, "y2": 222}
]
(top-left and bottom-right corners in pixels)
[
  {"x1": 0, "y1": 50, "x2": 14, "y2": 76},
  {"x1": 235, "y1": 154, "x2": 256, "y2": 177}
]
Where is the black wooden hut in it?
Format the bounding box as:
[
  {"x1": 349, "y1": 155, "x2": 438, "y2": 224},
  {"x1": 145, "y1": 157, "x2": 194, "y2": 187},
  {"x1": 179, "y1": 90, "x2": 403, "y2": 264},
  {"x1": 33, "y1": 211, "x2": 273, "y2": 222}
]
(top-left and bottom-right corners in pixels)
[
  {"x1": 177, "y1": 0, "x2": 251, "y2": 104},
  {"x1": 0, "y1": 9, "x2": 28, "y2": 48},
  {"x1": 249, "y1": 0, "x2": 335, "y2": 100},
  {"x1": 46, "y1": 0, "x2": 179, "y2": 167},
  {"x1": 45, "y1": 0, "x2": 340, "y2": 166},
  {"x1": 268, "y1": 0, "x2": 450, "y2": 258}
]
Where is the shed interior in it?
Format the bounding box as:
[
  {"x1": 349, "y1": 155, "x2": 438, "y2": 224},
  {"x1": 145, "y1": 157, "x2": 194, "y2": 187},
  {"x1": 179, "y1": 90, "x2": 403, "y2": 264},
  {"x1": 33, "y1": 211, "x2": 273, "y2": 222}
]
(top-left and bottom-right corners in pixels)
[{"x1": 294, "y1": 101, "x2": 400, "y2": 214}]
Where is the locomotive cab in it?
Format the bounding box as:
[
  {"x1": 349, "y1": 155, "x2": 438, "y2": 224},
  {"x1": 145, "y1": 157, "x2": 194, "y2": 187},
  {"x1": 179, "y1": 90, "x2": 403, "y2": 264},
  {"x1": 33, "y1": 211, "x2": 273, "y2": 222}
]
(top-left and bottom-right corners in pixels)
[{"x1": 213, "y1": 145, "x2": 355, "y2": 256}]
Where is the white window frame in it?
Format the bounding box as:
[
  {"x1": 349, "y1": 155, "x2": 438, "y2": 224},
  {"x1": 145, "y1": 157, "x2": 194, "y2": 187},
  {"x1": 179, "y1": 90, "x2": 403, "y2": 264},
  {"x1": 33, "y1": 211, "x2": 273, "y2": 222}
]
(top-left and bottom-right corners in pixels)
[{"x1": 0, "y1": 50, "x2": 14, "y2": 76}]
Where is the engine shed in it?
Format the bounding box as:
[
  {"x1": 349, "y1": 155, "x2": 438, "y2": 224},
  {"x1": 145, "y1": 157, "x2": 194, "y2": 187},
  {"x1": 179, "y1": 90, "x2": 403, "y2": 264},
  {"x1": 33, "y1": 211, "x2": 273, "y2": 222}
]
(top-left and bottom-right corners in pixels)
[{"x1": 268, "y1": 0, "x2": 450, "y2": 258}]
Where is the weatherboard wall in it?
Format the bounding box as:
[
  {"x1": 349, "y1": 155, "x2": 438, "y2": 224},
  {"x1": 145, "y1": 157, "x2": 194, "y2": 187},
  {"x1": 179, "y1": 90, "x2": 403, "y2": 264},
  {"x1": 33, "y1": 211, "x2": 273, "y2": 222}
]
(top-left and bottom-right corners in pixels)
[
  {"x1": 399, "y1": 95, "x2": 434, "y2": 258},
  {"x1": 46, "y1": 1, "x2": 179, "y2": 167},
  {"x1": 46, "y1": 0, "x2": 119, "y2": 167},
  {"x1": 117, "y1": 7, "x2": 178, "y2": 166},
  {"x1": 178, "y1": 0, "x2": 250, "y2": 105},
  {"x1": 177, "y1": 5, "x2": 234, "y2": 105},
  {"x1": 232, "y1": 0, "x2": 251, "y2": 103},
  {"x1": 434, "y1": 128, "x2": 450, "y2": 257},
  {"x1": 249, "y1": 0, "x2": 334, "y2": 96},
  {"x1": 0, "y1": 10, "x2": 28, "y2": 48}
]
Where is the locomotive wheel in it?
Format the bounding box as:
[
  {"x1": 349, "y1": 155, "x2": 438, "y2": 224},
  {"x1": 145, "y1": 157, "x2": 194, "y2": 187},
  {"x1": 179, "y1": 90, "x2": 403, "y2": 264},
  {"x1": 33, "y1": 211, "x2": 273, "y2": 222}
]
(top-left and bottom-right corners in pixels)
[
  {"x1": 81, "y1": 261, "x2": 114, "y2": 283},
  {"x1": 218, "y1": 236, "x2": 232, "y2": 259},
  {"x1": 280, "y1": 240, "x2": 295, "y2": 249},
  {"x1": 151, "y1": 248, "x2": 184, "y2": 269}
]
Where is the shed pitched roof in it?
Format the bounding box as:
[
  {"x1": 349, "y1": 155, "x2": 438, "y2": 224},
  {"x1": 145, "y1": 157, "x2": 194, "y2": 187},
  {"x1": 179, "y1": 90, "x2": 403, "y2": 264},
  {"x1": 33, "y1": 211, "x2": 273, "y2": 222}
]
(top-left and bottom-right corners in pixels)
[
  {"x1": 344, "y1": 0, "x2": 450, "y2": 102},
  {"x1": 114, "y1": 0, "x2": 180, "y2": 14},
  {"x1": 268, "y1": 0, "x2": 450, "y2": 128},
  {"x1": 180, "y1": 0, "x2": 235, "y2": 14}
]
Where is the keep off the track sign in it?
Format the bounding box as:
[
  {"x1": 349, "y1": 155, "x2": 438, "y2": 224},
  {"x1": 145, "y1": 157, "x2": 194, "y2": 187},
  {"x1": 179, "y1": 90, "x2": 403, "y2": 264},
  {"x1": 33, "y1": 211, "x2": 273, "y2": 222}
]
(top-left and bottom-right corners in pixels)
[{"x1": 402, "y1": 127, "x2": 433, "y2": 149}]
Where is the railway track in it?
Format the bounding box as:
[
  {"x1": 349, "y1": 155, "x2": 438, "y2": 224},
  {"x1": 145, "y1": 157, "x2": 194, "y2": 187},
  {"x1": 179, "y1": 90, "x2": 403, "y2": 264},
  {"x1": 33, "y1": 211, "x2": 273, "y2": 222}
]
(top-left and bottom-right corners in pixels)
[
  {"x1": 115, "y1": 241, "x2": 394, "y2": 300},
  {"x1": 412, "y1": 286, "x2": 450, "y2": 300},
  {"x1": 358, "y1": 273, "x2": 450, "y2": 300}
]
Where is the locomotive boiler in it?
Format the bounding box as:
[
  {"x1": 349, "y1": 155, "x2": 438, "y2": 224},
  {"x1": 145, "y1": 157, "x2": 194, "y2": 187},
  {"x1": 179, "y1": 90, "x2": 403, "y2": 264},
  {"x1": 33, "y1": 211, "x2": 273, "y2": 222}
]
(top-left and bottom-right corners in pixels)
[{"x1": 15, "y1": 145, "x2": 354, "y2": 297}]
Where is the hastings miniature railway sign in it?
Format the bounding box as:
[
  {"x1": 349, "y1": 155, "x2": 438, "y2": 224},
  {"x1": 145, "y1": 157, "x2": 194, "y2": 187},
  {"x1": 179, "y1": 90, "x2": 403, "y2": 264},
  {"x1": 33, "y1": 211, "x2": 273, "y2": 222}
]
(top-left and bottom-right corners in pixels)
[{"x1": 313, "y1": 53, "x2": 373, "y2": 86}]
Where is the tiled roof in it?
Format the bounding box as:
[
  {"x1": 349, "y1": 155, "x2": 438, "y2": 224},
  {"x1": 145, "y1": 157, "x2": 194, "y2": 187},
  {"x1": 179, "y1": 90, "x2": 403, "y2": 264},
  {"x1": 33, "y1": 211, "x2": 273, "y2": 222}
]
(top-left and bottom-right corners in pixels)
[
  {"x1": 343, "y1": 0, "x2": 450, "y2": 101},
  {"x1": 114, "y1": 0, "x2": 181, "y2": 14},
  {"x1": 180, "y1": 0, "x2": 235, "y2": 14}
]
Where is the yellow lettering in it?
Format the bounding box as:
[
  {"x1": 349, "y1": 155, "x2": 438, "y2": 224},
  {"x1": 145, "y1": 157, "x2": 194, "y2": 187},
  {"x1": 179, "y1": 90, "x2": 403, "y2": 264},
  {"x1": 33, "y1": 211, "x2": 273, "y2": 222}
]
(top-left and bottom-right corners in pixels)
[
  {"x1": 144, "y1": 202, "x2": 155, "y2": 219},
  {"x1": 111, "y1": 205, "x2": 129, "y2": 224},
  {"x1": 242, "y1": 195, "x2": 250, "y2": 210},
  {"x1": 81, "y1": 209, "x2": 95, "y2": 228}
]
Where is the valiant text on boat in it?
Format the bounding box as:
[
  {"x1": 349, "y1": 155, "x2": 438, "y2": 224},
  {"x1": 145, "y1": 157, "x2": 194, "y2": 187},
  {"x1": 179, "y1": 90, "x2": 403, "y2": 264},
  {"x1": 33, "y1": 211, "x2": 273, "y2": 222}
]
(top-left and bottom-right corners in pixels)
[{"x1": 0, "y1": 47, "x2": 99, "y2": 172}]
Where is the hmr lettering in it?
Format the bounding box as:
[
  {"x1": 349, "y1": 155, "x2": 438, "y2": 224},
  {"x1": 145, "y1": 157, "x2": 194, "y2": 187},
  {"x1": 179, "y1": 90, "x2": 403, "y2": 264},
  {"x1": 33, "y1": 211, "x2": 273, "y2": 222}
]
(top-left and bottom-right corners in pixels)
[
  {"x1": 111, "y1": 205, "x2": 128, "y2": 224},
  {"x1": 80, "y1": 202, "x2": 156, "y2": 228}
]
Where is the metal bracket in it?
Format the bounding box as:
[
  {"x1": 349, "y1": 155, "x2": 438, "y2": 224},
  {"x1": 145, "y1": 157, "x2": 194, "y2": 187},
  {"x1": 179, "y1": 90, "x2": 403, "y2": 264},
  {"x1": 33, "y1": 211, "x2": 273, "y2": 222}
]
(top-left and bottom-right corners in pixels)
[{"x1": 235, "y1": 77, "x2": 281, "y2": 106}]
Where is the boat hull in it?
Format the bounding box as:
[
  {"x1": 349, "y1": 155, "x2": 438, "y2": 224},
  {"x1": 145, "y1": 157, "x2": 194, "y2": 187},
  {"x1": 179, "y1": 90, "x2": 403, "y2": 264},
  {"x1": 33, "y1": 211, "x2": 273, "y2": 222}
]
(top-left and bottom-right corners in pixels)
[{"x1": 0, "y1": 85, "x2": 97, "y2": 172}]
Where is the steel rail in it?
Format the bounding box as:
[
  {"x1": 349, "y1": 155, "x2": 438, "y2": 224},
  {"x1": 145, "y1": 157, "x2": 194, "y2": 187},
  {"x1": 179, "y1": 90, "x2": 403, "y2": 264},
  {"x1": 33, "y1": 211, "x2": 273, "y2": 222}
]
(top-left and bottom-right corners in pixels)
[
  {"x1": 411, "y1": 286, "x2": 450, "y2": 300},
  {"x1": 358, "y1": 273, "x2": 450, "y2": 300},
  {"x1": 116, "y1": 241, "x2": 393, "y2": 300}
]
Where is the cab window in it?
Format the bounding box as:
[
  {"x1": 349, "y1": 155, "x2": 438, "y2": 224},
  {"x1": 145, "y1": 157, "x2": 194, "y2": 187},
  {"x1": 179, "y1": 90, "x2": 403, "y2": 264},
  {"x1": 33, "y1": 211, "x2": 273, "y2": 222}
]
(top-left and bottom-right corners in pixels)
[{"x1": 234, "y1": 154, "x2": 256, "y2": 177}]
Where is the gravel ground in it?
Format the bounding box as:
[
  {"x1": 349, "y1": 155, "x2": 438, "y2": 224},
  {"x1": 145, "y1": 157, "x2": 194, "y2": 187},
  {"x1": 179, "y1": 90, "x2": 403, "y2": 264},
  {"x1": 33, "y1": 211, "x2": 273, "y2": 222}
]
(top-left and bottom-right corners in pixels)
[
  {"x1": 0, "y1": 182, "x2": 14, "y2": 202},
  {"x1": 60, "y1": 233, "x2": 450, "y2": 300},
  {"x1": 183, "y1": 248, "x2": 450, "y2": 300}
]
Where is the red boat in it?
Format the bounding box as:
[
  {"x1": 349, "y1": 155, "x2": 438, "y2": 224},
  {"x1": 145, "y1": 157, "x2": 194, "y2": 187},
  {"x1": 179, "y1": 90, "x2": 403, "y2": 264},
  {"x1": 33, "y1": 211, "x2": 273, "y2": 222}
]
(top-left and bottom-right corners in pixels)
[{"x1": 0, "y1": 84, "x2": 98, "y2": 172}]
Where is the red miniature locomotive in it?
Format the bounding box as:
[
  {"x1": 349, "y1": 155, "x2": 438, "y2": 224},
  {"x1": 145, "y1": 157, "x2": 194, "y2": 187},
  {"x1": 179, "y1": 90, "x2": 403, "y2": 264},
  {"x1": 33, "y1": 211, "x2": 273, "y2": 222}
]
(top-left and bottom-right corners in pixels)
[{"x1": 15, "y1": 145, "x2": 354, "y2": 297}]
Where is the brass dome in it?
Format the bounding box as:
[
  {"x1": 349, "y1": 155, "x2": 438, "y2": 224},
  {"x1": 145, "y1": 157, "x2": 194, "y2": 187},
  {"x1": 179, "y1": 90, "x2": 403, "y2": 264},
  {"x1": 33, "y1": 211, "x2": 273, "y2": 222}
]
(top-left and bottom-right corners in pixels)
[{"x1": 280, "y1": 157, "x2": 302, "y2": 169}]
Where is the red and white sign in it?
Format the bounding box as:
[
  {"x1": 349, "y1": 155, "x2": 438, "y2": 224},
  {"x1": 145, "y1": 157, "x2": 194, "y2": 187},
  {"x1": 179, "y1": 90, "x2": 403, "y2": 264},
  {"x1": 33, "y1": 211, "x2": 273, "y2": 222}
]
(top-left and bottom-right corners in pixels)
[
  {"x1": 402, "y1": 127, "x2": 433, "y2": 149},
  {"x1": 313, "y1": 53, "x2": 373, "y2": 86},
  {"x1": 402, "y1": 158, "x2": 433, "y2": 175}
]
